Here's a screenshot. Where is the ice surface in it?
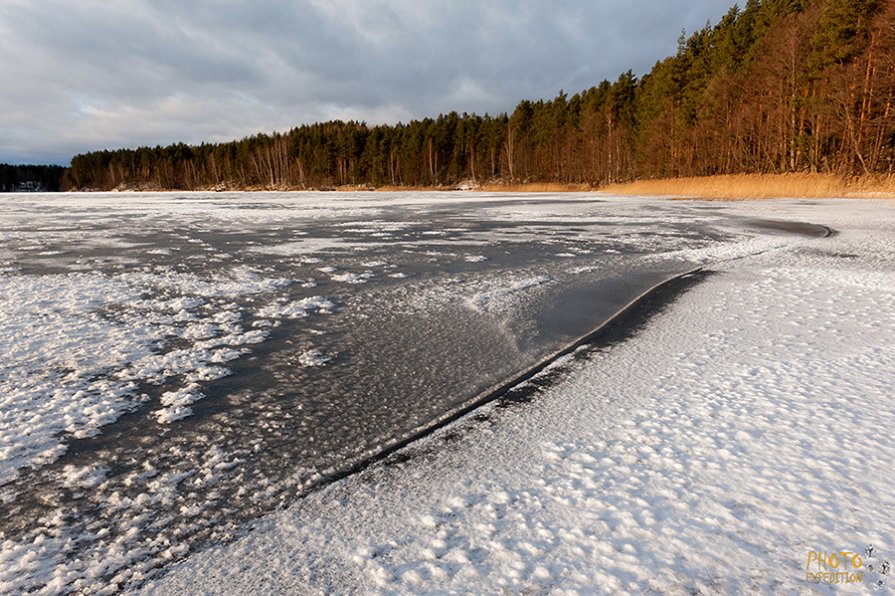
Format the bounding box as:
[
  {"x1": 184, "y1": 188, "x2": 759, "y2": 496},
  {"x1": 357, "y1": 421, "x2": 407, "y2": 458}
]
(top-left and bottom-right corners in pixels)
[
  {"x1": 136, "y1": 197, "x2": 895, "y2": 594},
  {"x1": 0, "y1": 268, "x2": 293, "y2": 485},
  {"x1": 3, "y1": 191, "x2": 881, "y2": 593},
  {"x1": 465, "y1": 275, "x2": 551, "y2": 312}
]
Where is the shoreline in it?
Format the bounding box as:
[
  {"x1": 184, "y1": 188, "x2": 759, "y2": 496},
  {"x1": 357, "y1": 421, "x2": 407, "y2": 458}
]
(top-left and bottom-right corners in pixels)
[
  {"x1": 43, "y1": 173, "x2": 895, "y2": 199},
  {"x1": 9, "y1": 173, "x2": 895, "y2": 200},
  {"x1": 600, "y1": 172, "x2": 895, "y2": 200}
]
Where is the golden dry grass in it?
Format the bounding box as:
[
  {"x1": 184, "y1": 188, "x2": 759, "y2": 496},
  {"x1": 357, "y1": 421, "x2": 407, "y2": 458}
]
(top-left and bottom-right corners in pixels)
[
  {"x1": 198, "y1": 175, "x2": 895, "y2": 198},
  {"x1": 600, "y1": 173, "x2": 895, "y2": 200}
]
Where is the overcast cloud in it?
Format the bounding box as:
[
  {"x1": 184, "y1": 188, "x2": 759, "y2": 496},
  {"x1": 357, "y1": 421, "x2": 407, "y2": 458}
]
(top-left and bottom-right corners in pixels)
[{"x1": 0, "y1": 0, "x2": 734, "y2": 165}]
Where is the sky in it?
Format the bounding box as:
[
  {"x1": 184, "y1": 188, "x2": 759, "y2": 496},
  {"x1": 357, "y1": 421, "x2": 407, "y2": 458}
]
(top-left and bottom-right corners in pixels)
[{"x1": 0, "y1": 0, "x2": 736, "y2": 165}]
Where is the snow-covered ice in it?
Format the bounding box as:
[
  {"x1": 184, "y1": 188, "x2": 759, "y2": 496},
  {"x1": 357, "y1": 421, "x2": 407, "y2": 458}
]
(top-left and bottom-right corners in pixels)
[
  {"x1": 1, "y1": 191, "x2": 892, "y2": 593},
  {"x1": 137, "y1": 197, "x2": 895, "y2": 595},
  {"x1": 0, "y1": 267, "x2": 292, "y2": 485}
]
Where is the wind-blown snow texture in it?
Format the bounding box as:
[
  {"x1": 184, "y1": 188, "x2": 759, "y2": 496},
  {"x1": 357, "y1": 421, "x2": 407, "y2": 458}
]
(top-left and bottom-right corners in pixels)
[
  {"x1": 140, "y1": 198, "x2": 895, "y2": 595},
  {"x1": 1, "y1": 192, "x2": 892, "y2": 593}
]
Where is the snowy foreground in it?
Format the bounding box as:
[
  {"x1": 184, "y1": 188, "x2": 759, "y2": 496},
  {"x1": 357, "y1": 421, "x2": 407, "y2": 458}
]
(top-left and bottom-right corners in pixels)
[
  {"x1": 1, "y1": 192, "x2": 893, "y2": 594},
  {"x1": 135, "y1": 197, "x2": 895, "y2": 594}
]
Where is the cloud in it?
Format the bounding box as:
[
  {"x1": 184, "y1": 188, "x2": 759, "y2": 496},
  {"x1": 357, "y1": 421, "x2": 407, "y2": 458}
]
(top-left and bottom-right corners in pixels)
[{"x1": 0, "y1": 0, "x2": 735, "y2": 164}]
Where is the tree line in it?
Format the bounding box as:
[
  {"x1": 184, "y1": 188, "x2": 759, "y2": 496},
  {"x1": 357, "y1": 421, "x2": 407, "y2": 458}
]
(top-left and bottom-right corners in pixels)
[
  {"x1": 0, "y1": 164, "x2": 66, "y2": 192},
  {"x1": 62, "y1": 0, "x2": 895, "y2": 191}
]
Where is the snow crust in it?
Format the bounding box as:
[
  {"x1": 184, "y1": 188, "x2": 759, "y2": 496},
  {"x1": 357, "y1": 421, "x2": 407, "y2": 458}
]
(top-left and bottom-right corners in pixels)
[
  {"x1": 139, "y1": 198, "x2": 895, "y2": 594},
  {"x1": 3, "y1": 191, "x2": 893, "y2": 594},
  {"x1": 0, "y1": 267, "x2": 294, "y2": 485},
  {"x1": 0, "y1": 255, "x2": 345, "y2": 488}
]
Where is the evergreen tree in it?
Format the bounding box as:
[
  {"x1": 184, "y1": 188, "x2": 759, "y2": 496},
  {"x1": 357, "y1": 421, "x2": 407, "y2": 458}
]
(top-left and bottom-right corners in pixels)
[{"x1": 60, "y1": 0, "x2": 895, "y2": 190}]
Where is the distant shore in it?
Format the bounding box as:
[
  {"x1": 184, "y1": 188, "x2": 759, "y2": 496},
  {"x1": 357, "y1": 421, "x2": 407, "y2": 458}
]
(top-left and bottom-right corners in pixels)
[
  {"x1": 81, "y1": 181, "x2": 596, "y2": 194},
  {"x1": 61, "y1": 173, "x2": 895, "y2": 199}
]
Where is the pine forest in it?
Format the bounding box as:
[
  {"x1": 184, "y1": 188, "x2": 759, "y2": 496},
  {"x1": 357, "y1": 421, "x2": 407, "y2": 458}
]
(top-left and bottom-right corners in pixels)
[{"x1": 54, "y1": 0, "x2": 895, "y2": 191}]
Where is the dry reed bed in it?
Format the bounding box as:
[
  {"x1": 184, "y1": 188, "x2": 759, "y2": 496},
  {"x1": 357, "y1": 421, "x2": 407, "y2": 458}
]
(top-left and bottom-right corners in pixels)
[
  {"x1": 600, "y1": 173, "x2": 895, "y2": 200},
  {"x1": 211, "y1": 174, "x2": 895, "y2": 198}
]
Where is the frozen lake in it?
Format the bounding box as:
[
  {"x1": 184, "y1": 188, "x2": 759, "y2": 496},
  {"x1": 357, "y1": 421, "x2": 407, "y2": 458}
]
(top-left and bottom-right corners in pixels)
[{"x1": 0, "y1": 192, "x2": 830, "y2": 591}]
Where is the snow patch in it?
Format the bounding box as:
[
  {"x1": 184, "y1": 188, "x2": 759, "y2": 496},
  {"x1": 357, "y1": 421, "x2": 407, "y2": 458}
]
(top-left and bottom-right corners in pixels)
[
  {"x1": 465, "y1": 276, "x2": 552, "y2": 312},
  {"x1": 257, "y1": 296, "x2": 336, "y2": 319},
  {"x1": 60, "y1": 465, "x2": 108, "y2": 490},
  {"x1": 298, "y1": 349, "x2": 332, "y2": 367},
  {"x1": 330, "y1": 271, "x2": 375, "y2": 284},
  {"x1": 0, "y1": 266, "x2": 295, "y2": 485}
]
